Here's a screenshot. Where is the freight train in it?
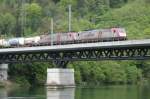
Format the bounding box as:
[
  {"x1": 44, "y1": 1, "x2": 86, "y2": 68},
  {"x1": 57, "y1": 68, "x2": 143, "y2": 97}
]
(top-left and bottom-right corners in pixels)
[{"x1": 0, "y1": 28, "x2": 127, "y2": 47}]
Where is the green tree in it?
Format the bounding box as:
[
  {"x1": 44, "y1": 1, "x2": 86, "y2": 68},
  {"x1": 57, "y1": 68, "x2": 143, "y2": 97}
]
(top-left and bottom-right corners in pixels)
[
  {"x1": 125, "y1": 64, "x2": 142, "y2": 84},
  {"x1": 25, "y1": 3, "x2": 42, "y2": 33},
  {"x1": 144, "y1": 0, "x2": 150, "y2": 3},
  {"x1": 140, "y1": 61, "x2": 150, "y2": 79},
  {"x1": 9, "y1": 62, "x2": 51, "y2": 85},
  {"x1": 101, "y1": 61, "x2": 126, "y2": 84},
  {"x1": 0, "y1": 13, "x2": 16, "y2": 36},
  {"x1": 76, "y1": 0, "x2": 109, "y2": 21},
  {"x1": 109, "y1": 0, "x2": 127, "y2": 8}
]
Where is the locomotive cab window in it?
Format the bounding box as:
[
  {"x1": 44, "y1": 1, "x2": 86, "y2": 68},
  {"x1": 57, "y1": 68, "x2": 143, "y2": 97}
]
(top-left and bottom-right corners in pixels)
[{"x1": 113, "y1": 30, "x2": 116, "y2": 33}]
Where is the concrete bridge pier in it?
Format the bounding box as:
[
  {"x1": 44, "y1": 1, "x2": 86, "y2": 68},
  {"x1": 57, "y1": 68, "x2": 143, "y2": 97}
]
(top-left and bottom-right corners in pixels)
[
  {"x1": 46, "y1": 68, "x2": 75, "y2": 88},
  {"x1": 46, "y1": 61, "x2": 75, "y2": 88},
  {"x1": 0, "y1": 64, "x2": 8, "y2": 82}
]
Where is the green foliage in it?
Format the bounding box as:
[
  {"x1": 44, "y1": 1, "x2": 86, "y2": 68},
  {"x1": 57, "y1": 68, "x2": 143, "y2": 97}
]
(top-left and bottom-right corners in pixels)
[
  {"x1": 109, "y1": 0, "x2": 127, "y2": 8},
  {"x1": 0, "y1": 13, "x2": 16, "y2": 36},
  {"x1": 101, "y1": 61, "x2": 126, "y2": 84},
  {"x1": 13, "y1": 76, "x2": 30, "y2": 86},
  {"x1": 25, "y1": 3, "x2": 42, "y2": 32},
  {"x1": 140, "y1": 61, "x2": 150, "y2": 78},
  {"x1": 144, "y1": 0, "x2": 150, "y2": 3},
  {"x1": 125, "y1": 65, "x2": 141, "y2": 83},
  {"x1": 68, "y1": 61, "x2": 142, "y2": 85},
  {"x1": 8, "y1": 63, "x2": 51, "y2": 86}
]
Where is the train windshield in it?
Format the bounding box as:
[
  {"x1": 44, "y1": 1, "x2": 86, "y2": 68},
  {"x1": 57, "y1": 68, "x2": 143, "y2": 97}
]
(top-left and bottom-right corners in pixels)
[
  {"x1": 117, "y1": 28, "x2": 126, "y2": 37},
  {"x1": 118, "y1": 28, "x2": 126, "y2": 33}
]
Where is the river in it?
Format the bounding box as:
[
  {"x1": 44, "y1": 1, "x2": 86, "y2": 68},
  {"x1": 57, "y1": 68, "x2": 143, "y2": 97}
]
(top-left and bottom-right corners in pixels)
[{"x1": 0, "y1": 85, "x2": 150, "y2": 99}]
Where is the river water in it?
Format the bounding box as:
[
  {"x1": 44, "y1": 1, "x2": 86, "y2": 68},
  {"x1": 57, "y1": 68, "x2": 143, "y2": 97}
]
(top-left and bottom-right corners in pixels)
[{"x1": 0, "y1": 85, "x2": 150, "y2": 99}]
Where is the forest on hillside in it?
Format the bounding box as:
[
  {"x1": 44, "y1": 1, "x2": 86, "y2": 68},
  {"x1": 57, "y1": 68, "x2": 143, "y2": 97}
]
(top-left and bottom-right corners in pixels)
[{"x1": 0, "y1": 0, "x2": 150, "y2": 86}]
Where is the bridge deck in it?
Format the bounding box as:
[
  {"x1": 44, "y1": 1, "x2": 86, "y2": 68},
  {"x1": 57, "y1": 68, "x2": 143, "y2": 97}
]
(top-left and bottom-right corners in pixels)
[{"x1": 0, "y1": 39, "x2": 150, "y2": 53}]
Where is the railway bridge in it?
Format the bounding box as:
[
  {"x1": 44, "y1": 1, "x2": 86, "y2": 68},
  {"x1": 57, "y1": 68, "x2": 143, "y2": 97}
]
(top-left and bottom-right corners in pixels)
[
  {"x1": 0, "y1": 39, "x2": 150, "y2": 67},
  {"x1": 1, "y1": 39, "x2": 150, "y2": 86}
]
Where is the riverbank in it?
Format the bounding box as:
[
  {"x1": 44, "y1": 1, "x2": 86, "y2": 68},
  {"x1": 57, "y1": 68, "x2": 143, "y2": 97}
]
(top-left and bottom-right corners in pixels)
[
  {"x1": 3, "y1": 77, "x2": 149, "y2": 89},
  {"x1": 0, "y1": 80, "x2": 26, "y2": 89}
]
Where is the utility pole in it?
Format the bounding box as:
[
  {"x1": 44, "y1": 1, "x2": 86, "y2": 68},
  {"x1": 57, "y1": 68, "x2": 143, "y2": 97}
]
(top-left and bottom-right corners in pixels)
[
  {"x1": 68, "y1": 5, "x2": 72, "y2": 32},
  {"x1": 21, "y1": 0, "x2": 26, "y2": 37},
  {"x1": 51, "y1": 18, "x2": 54, "y2": 46}
]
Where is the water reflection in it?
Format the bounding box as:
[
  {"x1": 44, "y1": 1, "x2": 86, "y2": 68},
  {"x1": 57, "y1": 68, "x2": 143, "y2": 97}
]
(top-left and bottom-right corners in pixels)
[
  {"x1": 0, "y1": 88, "x2": 7, "y2": 99},
  {"x1": 75, "y1": 85, "x2": 150, "y2": 99},
  {"x1": 47, "y1": 88, "x2": 75, "y2": 99},
  {"x1": 0, "y1": 85, "x2": 150, "y2": 99}
]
